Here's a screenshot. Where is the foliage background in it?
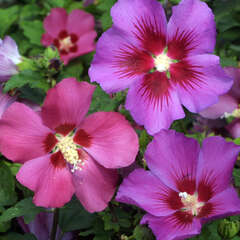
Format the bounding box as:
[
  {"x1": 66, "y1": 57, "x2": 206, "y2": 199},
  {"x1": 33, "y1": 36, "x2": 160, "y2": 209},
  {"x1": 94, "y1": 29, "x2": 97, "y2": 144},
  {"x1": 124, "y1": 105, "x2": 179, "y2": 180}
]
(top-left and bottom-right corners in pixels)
[{"x1": 0, "y1": 0, "x2": 240, "y2": 239}]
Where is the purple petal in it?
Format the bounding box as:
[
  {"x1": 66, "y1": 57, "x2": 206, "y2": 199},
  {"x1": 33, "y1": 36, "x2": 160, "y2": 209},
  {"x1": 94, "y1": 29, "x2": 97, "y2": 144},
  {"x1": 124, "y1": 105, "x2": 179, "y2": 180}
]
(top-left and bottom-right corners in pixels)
[
  {"x1": 197, "y1": 136, "x2": 240, "y2": 196},
  {"x1": 145, "y1": 130, "x2": 200, "y2": 192},
  {"x1": 204, "y1": 187, "x2": 240, "y2": 223},
  {"x1": 224, "y1": 67, "x2": 240, "y2": 99},
  {"x1": 199, "y1": 94, "x2": 238, "y2": 119},
  {"x1": 167, "y1": 0, "x2": 216, "y2": 59},
  {"x1": 116, "y1": 169, "x2": 177, "y2": 217},
  {"x1": 0, "y1": 36, "x2": 21, "y2": 64},
  {"x1": 226, "y1": 119, "x2": 240, "y2": 139},
  {"x1": 141, "y1": 213, "x2": 201, "y2": 240},
  {"x1": 173, "y1": 54, "x2": 233, "y2": 113},
  {"x1": 125, "y1": 78, "x2": 185, "y2": 135},
  {"x1": 0, "y1": 54, "x2": 18, "y2": 82}
]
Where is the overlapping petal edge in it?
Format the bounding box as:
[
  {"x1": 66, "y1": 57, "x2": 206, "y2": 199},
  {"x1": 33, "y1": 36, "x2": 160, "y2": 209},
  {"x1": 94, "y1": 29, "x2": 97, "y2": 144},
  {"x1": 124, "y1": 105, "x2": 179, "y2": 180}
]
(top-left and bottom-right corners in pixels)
[
  {"x1": 0, "y1": 78, "x2": 139, "y2": 212},
  {"x1": 116, "y1": 130, "x2": 240, "y2": 240},
  {"x1": 89, "y1": 0, "x2": 233, "y2": 135}
]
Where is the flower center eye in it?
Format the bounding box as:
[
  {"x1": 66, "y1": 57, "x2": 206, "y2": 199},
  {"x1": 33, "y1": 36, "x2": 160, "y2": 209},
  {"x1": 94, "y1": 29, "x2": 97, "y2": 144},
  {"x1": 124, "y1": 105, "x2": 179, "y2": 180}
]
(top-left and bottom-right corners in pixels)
[
  {"x1": 59, "y1": 36, "x2": 74, "y2": 52},
  {"x1": 153, "y1": 53, "x2": 172, "y2": 72},
  {"x1": 179, "y1": 192, "x2": 204, "y2": 216},
  {"x1": 56, "y1": 135, "x2": 84, "y2": 172}
]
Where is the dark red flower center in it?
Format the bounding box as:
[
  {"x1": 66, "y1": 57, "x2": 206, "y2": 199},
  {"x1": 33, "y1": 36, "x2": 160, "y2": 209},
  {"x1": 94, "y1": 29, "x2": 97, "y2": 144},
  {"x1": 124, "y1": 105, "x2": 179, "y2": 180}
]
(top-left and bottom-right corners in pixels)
[
  {"x1": 43, "y1": 124, "x2": 92, "y2": 171},
  {"x1": 53, "y1": 30, "x2": 78, "y2": 55}
]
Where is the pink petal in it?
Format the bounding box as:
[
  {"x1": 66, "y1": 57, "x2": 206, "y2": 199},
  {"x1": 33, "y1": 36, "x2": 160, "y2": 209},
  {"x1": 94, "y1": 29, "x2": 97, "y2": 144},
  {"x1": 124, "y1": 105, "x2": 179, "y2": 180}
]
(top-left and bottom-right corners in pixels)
[
  {"x1": 116, "y1": 169, "x2": 179, "y2": 217},
  {"x1": 41, "y1": 33, "x2": 53, "y2": 46},
  {"x1": 72, "y1": 150, "x2": 118, "y2": 213},
  {"x1": 197, "y1": 136, "x2": 240, "y2": 196},
  {"x1": 89, "y1": 27, "x2": 147, "y2": 93},
  {"x1": 67, "y1": 9, "x2": 95, "y2": 36},
  {"x1": 145, "y1": 130, "x2": 200, "y2": 192},
  {"x1": 61, "y1": 31, "x2": 96, "y2": 65},
  {"x1": 0, "y1": 102, "x2": 53, "y2": 163},
  {"x1": 204, "y1": 186, "x2": 240, "y2": 222},
  {"x1": 111, "y1": 0, "x2": 167, "y2": 53},
  {"x1": 43, "y1": 8, "x2": 67, "y2": 37},
  {"x1": 226, "y1": 119, "x2": 240, "y2": 139},
  {"x1": 17, "y1": 154, "x2": 75, "y2": 208},
  {"x1": 199, "y1": 94, "x2": 238, "y2": 119},
  {"x1": 125, "y1": 77, "x2": 185, "y2": 135},
  {"x1": 75, "y1": 112, "x2": 138, "y2": 168},
  {"x1": 172, "y1": 54, "x2": 233, "y2": 113},
  {"x1": 41, "y1": 78, "x2": 95, "y2": 131},
  {"x1": 167, "y1": 0, "x2": 216, "y2": 59},
  {"x1": 141, "y1": 213, "x2": 201, "y2": 240}
]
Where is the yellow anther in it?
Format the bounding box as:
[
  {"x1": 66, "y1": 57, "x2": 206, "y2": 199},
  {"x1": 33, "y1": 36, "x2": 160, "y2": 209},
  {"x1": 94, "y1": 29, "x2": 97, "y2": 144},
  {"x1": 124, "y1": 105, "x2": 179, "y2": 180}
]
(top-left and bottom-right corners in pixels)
[{"x1": 59, "y1": 36, "x2": 74, "y2": 51}]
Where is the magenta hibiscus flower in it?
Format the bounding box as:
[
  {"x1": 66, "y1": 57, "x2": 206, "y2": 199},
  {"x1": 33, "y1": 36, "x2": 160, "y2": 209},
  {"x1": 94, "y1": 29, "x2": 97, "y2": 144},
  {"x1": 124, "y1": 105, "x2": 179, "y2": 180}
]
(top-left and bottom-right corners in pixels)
[
  {"x1": 200, "y1": 67, "x2": 240, "y2": 119},
  {"x1": 0, "y1": 36, "x2": 21, "y2": 82},
  {"x1": 89, "y1": 0, "x2": 233, "y2": 135},
  {"x1": 0, "y1": 78, "x2": 138, "y2": 212},
  {"x1": 41, "y1": 8, "x2": 96, "y2": 65},
  {"x1": 116, "y1": 130, "x2": 240, "y2": 240}
]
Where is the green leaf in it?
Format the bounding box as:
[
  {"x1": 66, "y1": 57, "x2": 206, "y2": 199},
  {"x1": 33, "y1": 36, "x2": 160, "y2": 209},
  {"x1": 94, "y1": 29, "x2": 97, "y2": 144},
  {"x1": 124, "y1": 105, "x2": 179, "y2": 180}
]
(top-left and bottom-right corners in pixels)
[
  {"x1": 0, "y1": 233, "x2": 37, "y2": 240},
  {"x1": 59, "y1": 59, "x2": 83, "y2": 80},
  {"x1": 133, "y1": 225, "x2": 154, "y2": 240},
  {"x1": 0, "y1": 198, "x2": 44, "y2": 224},
  {"x1": 59, "y1": 198, "x2": 96, "y2": 232},
  {"x1": 0, "y1": 221, "x2": 11, "y2": 233},
  {"x1": 0, "y1": 162, "x2": 17, "y2": 206},
  {"x1": 233, "y1": 169, "x2": 240, "y2": 187},
  {"x1": 20, "y1": 20, "x2": 44, "y2": 46},
  {"x1": 0, "y1": 6, "x2": 20, "y2": 37},
  {"x1": 4, "y1": 70, "x2": 49, "y2": 92}
]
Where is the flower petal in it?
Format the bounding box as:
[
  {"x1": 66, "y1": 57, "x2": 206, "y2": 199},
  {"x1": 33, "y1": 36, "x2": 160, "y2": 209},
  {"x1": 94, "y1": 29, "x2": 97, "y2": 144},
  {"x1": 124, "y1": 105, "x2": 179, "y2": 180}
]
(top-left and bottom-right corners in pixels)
[
  {"x1": 167, "y1": 0, "x2": 216, "y2": 59},
  {"x1": 111, "y1": 0, "x2": 167, "y2": 54},
  {"x1": 0, "y1": 36, "x2": 21, "y2": 64},
  {"x1": 199, "y1": 94, "x2": 238, "y2": 119},
  {"x1": 203, "y1": 186, "x2": 240, "y2": 222},
  {"x1": 41, "y1": 33, "x2": 53, "y2": 46},
  {"x1": 75, "y1": 112, "x2": 138, "y2": 168},
  {"x1": 145, "y1": 130, "x2": 200, "y2": 192},
  {"x1": 41, "y1": 78, "x2": 95, "y2": 131},
  {"x1": 0, "y1": 102, "x2": 53, "y2": 163},
  {"x1": 72, "y1": 150, "x2": 118, "y2": 213},
  {"x1": 67, "y1": 9, "x2": 95, "y2": 36},
  {"x1": 125, "y1": 76, "x2": 185, "y2": 135},
  {"x1": 0, "y1": 89, "x2": 16, "y2": 118},
  {"x1": 17, "y1": 155, "x2": 75, "y2": 208},
  {"x1": 61, "y1": 31, "x2": 96, "y2": 65},
  {"x1": 141, "y1": 213, "x2": 201, "y2": 240},
  {"x1": 225, "y1": 67, "x2": 240, "y2": 99},
  {"x1": 226, "y1": 119, "x2": 240, "y2": 139},
  {"x1": 43, "y1": 8, "x2": 67, "y2": 37},
  {"x1": 89, "y1": 27, "x2": 150, "y2": 93},
  {"x1": 116, "y1": 169, "x2": 180, "y2": 217},
  {"x1": 0, "y1": 54, "x2": 18, "y2": 81},
  {"x1": 197, "y1": 136, "x2": 240, "y2": 197},
  {"x1": 172, "y1": 54, "x2": 233, "y2": 113}
]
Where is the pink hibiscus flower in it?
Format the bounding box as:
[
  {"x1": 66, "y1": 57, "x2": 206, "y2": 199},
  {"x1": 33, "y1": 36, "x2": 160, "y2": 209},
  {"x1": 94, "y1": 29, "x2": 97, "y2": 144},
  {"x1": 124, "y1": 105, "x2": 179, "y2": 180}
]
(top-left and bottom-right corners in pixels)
[
  {"x1": 117, "y1": 130, "x2": 240, "y2": 240},
  {"x1": 0, "y1": 78, "x2": 138, "y2": 212},
  {"x1": 89, "y1": 0, "x2": 232, "y2": 135},
  {"x1": 41, "y1": 8, "x2": 96, "y2": 65}
]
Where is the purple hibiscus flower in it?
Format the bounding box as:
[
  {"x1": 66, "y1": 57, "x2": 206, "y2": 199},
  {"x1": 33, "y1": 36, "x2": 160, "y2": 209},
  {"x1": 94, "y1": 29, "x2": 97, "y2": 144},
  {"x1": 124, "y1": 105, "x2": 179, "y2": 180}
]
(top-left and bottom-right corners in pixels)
[
  {"x1": 116, "y1": 130, "x2": 240, "y2": 240},
  {"x1": 89, "y1": 0, "x2": 232, "y2": 135},
  {"x1": 0, "y1": 36, "x2": 21, "y2": 82}
]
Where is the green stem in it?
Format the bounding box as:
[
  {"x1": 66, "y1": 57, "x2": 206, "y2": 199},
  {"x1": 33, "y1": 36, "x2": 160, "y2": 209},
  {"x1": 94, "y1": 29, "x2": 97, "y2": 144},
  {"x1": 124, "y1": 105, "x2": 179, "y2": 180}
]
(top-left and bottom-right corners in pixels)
[{"x1": 50, "y1": 208, "x2": 59, "y2": 240}]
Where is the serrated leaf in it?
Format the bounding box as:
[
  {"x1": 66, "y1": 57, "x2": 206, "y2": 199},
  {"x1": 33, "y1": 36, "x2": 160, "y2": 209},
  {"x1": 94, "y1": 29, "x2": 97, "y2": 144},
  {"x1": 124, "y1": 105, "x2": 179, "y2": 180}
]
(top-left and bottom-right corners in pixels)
[
  {"x1": 20, "y1": 20, "x2": 44, "y2": 46},
  {"x1": 59, "y1": 198, "x2": 96, "y2": 232},
  {"x1": 0, "y1": 198, "x2": 44, "y2": 224},
  {"x1": 0, "y1": 6, "x2": 20, "y2": 37},
  {"x1": 0, "y1": 162, "x2": 17, "y2": 206}
]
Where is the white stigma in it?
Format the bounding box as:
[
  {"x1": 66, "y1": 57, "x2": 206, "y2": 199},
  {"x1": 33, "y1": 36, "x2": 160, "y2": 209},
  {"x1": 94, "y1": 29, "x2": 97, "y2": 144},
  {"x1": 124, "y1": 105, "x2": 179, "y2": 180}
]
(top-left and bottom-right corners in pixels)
[
  {"x1": 221, "y1": 108, "x2": 240, "y2": 119},
  {"x1": 179, "y1": 192, "x2": 204, "y2": 216},
  {"x1": 56, "y1": 135, "x2": 84, "y2": 172},
  {"x1": 154, "y1": 53, "x2": 172, "y2": 72}
]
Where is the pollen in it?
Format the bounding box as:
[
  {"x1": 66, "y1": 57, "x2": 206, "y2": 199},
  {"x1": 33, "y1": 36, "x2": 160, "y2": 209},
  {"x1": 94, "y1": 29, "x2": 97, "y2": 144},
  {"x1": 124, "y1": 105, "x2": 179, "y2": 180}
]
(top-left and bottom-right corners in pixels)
[
  {"x1": 179, "y1": 192, "x2": 204, "y2": 216},
  {"x1": 154, "y1": 53, "x2": 172, "y2": 72},
  {"x1": 59, "y1": 36, "x2": 74, "y2": 52},
  {"x1": 56, "y1": 135, "x2": 84, "y2": 172}
]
